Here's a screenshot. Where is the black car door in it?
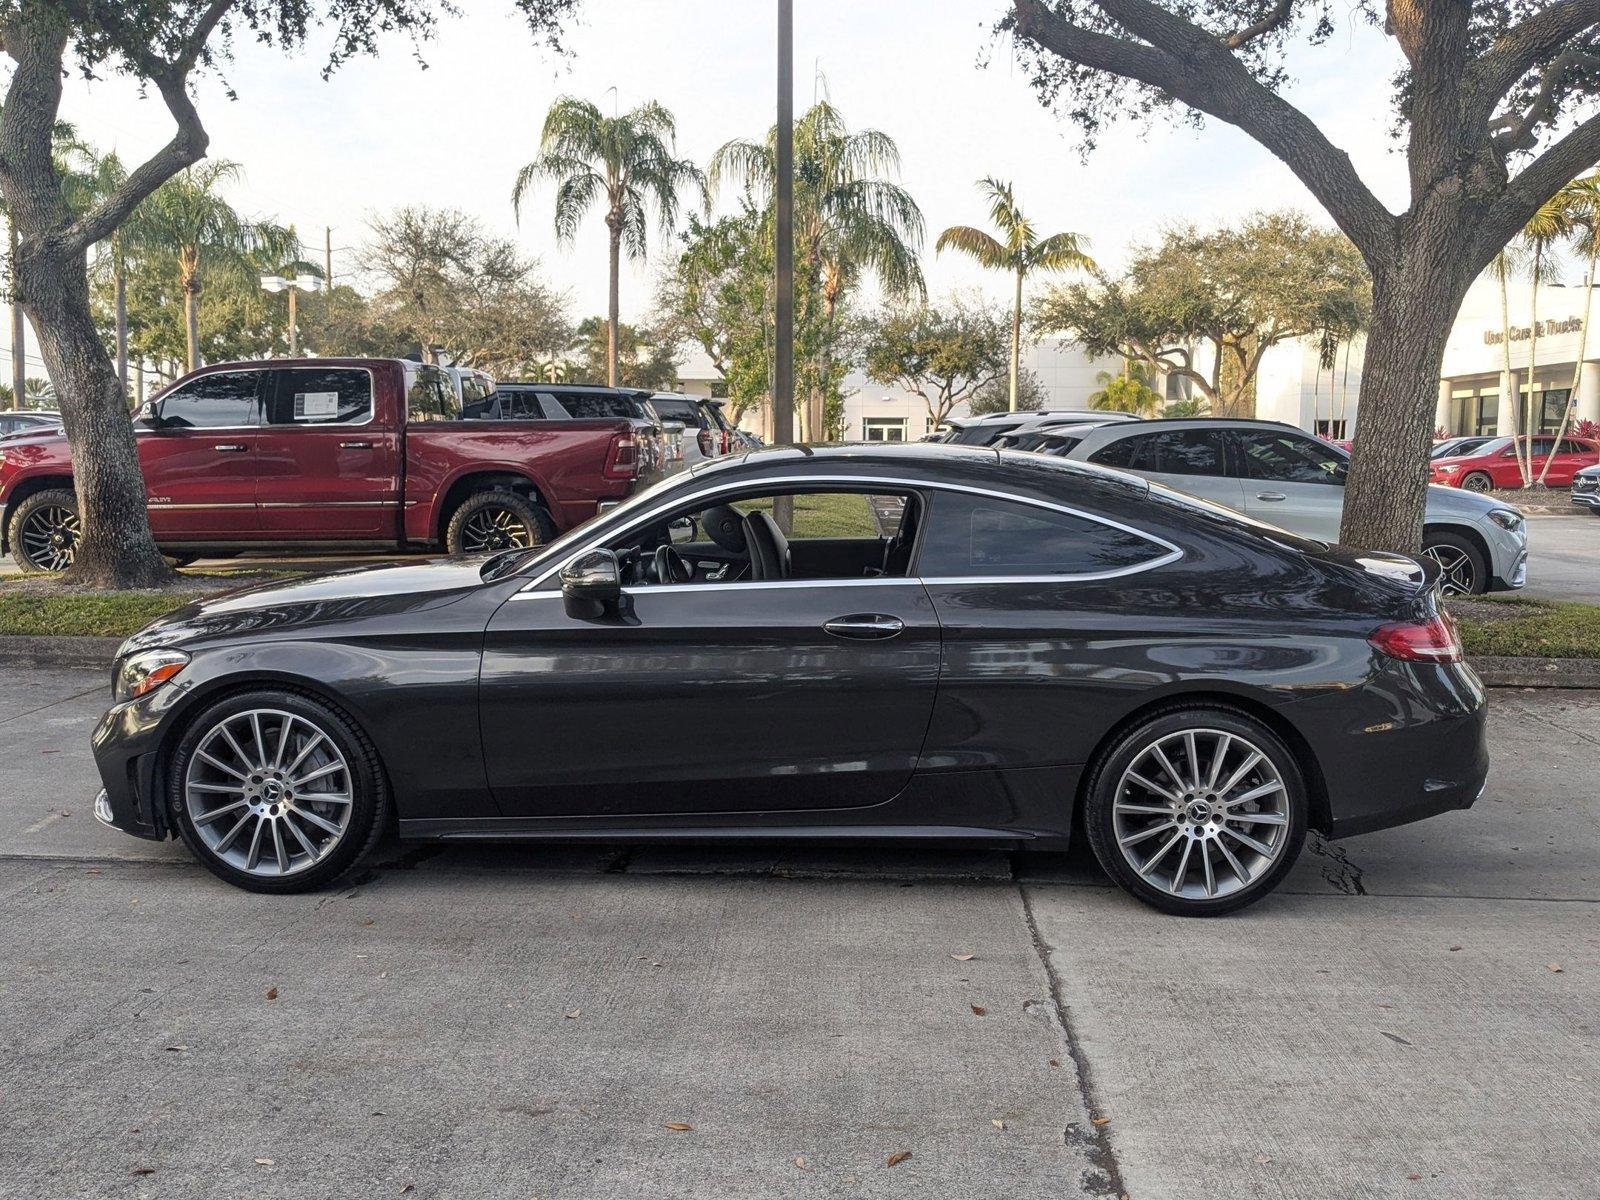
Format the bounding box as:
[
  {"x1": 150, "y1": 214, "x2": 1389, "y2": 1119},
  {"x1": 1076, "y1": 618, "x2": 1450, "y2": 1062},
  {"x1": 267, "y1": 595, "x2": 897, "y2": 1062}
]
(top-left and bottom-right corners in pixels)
[{"x1": 478, "y1": 491, "x2": 941, "y2": 819}]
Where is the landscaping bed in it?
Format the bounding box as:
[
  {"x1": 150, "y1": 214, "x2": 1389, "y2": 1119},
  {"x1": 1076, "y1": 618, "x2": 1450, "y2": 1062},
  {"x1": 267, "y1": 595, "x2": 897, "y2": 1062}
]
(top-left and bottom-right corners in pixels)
[
  {"x1": 1446, "y1": 595, "x2": 1600, "y2": 660},
  {"x1": 0, "y1": 570, "x2": 289, "y2": 639},
  {"x1": 1477, "y1": 486, "x2": 1583, "y2": 515}
]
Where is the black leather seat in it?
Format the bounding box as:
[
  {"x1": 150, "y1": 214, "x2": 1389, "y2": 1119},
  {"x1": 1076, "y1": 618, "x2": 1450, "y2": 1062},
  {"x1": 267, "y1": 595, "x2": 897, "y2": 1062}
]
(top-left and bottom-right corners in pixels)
[{"x1": 741, "y1": 510, "x2": 791, "y2": 580}]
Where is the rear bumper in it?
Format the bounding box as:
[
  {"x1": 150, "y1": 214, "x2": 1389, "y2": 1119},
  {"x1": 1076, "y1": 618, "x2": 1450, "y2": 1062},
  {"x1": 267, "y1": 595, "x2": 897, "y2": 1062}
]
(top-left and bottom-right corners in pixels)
[{"x1": 1295, "y1": 660, "x2": 1489, "y2": 841}]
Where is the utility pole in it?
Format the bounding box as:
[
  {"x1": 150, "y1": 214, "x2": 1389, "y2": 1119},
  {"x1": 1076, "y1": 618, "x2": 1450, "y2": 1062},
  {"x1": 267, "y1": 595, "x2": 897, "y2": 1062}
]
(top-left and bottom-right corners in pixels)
[
  {"x1": 324, "y1": 226, "x2": 333, "y2": 289},
  {"x1": 773, "y1": 0, "x2": 794, "y2": 450}
]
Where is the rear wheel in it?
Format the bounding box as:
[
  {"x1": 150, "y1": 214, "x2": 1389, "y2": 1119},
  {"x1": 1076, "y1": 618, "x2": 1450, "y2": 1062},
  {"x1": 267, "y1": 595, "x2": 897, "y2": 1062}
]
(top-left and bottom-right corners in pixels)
[
  {"x1": 1460, "y1": 471, "x2": 1494, "y2": 493},
  {"x1": 1421, "y1": 531, "x2": 1487, "y2": 596},
  {"x1": 8, "y1": 488, "x2": 80, "y2": 573},
  {"x1": 444, "y1": 490, "x2": 553, "y2": 556},
  {"x1": 169, "y1": 690, "x2": 389, "y2": 893},
  {"x1": 1083, "y1": 707, "x2": 1308, "y2": 916}
]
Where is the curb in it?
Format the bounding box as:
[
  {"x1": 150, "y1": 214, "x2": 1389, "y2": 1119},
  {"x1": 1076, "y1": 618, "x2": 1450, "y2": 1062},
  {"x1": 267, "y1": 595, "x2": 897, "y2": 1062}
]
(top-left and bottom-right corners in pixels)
[
  {"x1": 0, "y1": 635, "x2": 121, "y2": 670},
  {"x1": 0, "y1": 636, "x2": 1595, "y2": 690},
  {"x1": 1472, "y1": 655, "x2": 1600, "y2": 689}
]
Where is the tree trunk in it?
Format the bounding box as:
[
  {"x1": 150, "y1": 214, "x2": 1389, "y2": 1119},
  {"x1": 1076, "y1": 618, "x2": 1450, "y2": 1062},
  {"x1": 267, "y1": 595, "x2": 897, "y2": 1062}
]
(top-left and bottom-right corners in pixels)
[
  {"x1": 8, "y1": 223, "x2": 23, "y2": 409},
  {"x1": 1340, "y1": 263, "x2": 1466, "y2": 552},
  {"x1": 17, "y1": 237, "x2": 173, "y2": 587},
  {"x1": 606, "y1": 215, "x2": 621, "y2": 388},
  {"x1": 114, "y1": 257, "x2": 127, "y2": 399},
  {"x1": 1008, "y1": 268, "x2": 1023, "y2": 412}
]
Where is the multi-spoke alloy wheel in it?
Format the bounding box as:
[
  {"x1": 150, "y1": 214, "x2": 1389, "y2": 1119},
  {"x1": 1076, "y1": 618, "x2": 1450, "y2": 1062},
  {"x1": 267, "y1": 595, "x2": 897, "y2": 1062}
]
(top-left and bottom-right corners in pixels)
[
  {"x1": 185, "y1": 709, "x2": 353, "y2": 878},
  {"x1": 171, "y1": 691, "x2": 387, "y2": 892},
  {"x1": 459, "y1": 506, "x2": 535, "y2": 553},
  {"x1": 1085, "y1": 708, "x2": 1308, "y2": 915},
  {"x1": 18, "y1": 502, "x2": 80, "y2": 571},
  {"x1": 1420, "y1": 534, "x2": 1485, "y2": 597}
]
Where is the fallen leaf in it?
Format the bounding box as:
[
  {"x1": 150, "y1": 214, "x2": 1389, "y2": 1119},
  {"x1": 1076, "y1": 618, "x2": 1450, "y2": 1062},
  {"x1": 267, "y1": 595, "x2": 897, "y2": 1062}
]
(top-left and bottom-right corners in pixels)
[
  {"x1": 1547, "y1": 962, "x2": 1564, "y2": 973},
  {"x1": 254, "y1": 1157, "x2": 274, "y2": 1166},
  {"x1": 663, "y1": 1122, "x2": 693, "y2": 1132},
  {"x1": 570, "y1": 912, "x2": 582, "y2": 921},
  {"x1": 565, "y1": 1008, "x2": 581, "y2": 1020},
  {"x1": 991, "y1": 1119, "x2": 1005, "y2": 1130},
  {"x1": 361, "y1": 918, "x2": 375, "y2": 927},
  {"x1": 264, "y1": 987, "x2": 278, "y2": 1001},
  {"x1": 1092, "y1": 1116, "x2": 1111, "y2": 1127},
  {"x1": 793, "y1": 1156, "x2": 808, "y2": 1169},
  {"x1": 1448, "y1": 945, "x2": 1462, "y2": 951},
  {"x1": 1254, "y1": 1154, "x2": 1273, "y2": 1165},
  {"x1": 1048, "y1": 1059, "x2": 1060, "y2": 1068},
  {"x1": 970, "y1": 1005, "x2": 987, "y2": 1016},
  {"x1": 886, "y1": 1150, "x2": 912, "y2": 1167},
  {"x1": 951, "y1": 953, "x2": 974, "y2": 961},
  {"x1": 132, "y1": 1167, "x2": 156, "y2": 1176}
]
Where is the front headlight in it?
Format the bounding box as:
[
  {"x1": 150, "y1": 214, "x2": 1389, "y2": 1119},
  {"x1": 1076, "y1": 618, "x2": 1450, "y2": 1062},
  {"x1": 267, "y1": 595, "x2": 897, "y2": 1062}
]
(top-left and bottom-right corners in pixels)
[
  {"x1": 1487, "y1": 508, "x2": 1524, "y2": 532},
  {"x1": 1437, "y1": 463, "x2": 1460, "y2": 473},
  {"x1": 113, "y1": 648, "x2": 190, "y2": 703}
]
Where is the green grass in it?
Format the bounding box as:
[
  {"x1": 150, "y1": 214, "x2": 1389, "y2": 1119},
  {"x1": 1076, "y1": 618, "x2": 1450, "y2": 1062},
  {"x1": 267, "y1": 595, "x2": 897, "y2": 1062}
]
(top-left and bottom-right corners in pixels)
[
  {"x1": 1449, "y1": 596, "x2": 1600, "y2": 660},
  {"x1": 0, "y1": 589, "x2": 206, "y2": 638},
  {"x1": 733, "y1": 492, "x2": 894, "y2": 539}
]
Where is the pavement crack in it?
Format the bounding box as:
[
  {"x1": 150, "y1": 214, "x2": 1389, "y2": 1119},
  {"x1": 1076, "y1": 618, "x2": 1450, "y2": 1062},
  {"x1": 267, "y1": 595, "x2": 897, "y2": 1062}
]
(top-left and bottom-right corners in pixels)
[
  {"x1": 0, "y1": 684, "x2": 105, "y2": 726},
  {"x1": 1018, "y1": 883, "x2": 1128, "y2": 1199},
  {"x1": 1305, "y1": 831, "x2": 1367, "y2": 895}
]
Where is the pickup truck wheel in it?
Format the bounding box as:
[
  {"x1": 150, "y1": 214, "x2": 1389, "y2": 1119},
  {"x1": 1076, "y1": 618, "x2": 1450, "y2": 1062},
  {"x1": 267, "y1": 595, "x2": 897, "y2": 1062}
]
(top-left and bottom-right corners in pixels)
[
  {"x1": 8, "y1": 488, "x2": 80, "y2": 573},
  {"x1": 446, "y1": 490, "x2": 553, "y2": 556}
]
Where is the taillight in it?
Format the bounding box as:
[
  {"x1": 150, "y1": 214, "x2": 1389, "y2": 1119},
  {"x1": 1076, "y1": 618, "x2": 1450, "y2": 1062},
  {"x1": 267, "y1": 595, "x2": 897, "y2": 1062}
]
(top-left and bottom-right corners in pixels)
[
  {"x1": 603, "y1": 432, "x2": 638, "y2": 480},
  {"x1": 1368, "y1": 614, "x2": 1462, "y2": 663},
  {"x1": 697, "y1": 428, "x2": 715, "y2": 457},
  {"x1": 719, "y1": 427, "x2": 732, "y2": 454}
]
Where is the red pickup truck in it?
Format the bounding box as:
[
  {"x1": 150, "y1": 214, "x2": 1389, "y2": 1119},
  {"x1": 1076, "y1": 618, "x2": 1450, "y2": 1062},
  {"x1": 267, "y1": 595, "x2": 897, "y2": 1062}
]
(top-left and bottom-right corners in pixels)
[{"x1": 0, "y1": 358, "x2": 646, "y2": 573}]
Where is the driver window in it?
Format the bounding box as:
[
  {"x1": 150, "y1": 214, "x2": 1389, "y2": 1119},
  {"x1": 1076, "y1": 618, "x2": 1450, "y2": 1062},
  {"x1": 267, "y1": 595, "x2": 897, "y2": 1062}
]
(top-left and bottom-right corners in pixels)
[{"x1": 602, "y1": 488, "x2": 917, "y2": 587}]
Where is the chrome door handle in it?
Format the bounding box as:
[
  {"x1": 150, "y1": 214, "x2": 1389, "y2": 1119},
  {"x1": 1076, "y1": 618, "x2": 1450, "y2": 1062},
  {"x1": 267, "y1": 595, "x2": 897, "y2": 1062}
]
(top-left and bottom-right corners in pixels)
[
  {"x1": 823, "y1": 614, "x2": 904, "y2": 640},
  {"x1": 339, "y1": 440, "x2": 373, "y2": 449},
  {"x1": 212, "y1": 443, "x2": 248, "y2": 452},
  {"x1": 1255, "y1": 491, "x2": 1287, "y2": 501}
]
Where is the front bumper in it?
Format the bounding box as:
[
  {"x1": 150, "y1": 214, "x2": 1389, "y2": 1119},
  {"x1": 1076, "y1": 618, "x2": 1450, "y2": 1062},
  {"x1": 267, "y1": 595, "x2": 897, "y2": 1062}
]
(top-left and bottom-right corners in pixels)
[
  {"x1": 1572, "y1": 482, "x2": 1600, "y2": 510},
  {"x1": 90, "y1": 694, "x2": 173, "y2": 842}
]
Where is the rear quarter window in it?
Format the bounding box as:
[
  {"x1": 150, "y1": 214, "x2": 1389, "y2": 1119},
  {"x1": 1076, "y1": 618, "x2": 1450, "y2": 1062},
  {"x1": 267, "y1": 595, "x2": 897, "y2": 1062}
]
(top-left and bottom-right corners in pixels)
[{"x1": 918, "y1": 491, "x2": 1173, "y2": 578}]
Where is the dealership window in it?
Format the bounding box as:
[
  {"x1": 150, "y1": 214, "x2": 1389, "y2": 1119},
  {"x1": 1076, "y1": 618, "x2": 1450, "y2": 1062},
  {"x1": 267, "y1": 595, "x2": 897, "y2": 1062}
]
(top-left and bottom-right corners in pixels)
[
  {"x1": 1537, "y1": 388, "x2": 1572, "y2": 433},
  {"x1": 862, "y1": 417, "x2": 907, "y2": 442},
  {"x1": 918, "y1": 491, "x2": 1169, "y2": 578},
  {"x1": 268, "y1": 368, "x2": 372, "y2": 426},
  {"x1": 1471, "y1": 392, "x2": 1499, "y2": 436},
  {"x1": 1313, "y1": 419, "x2": 1348, "y2": 439}
]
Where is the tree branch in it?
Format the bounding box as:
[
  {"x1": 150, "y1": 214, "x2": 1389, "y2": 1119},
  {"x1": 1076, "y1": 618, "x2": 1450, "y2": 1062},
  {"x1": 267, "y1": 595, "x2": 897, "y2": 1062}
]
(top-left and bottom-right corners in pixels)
[
  {"x1": 1482, "y1": 107, "x2": 1600, "y2": 253},
  {"x1": 1489, "y1": 47, "x2": 1600, "y2": 150},
  {"x1": 1472, "y1": 0, "x2": 1600, "y2": 115},
  {"x1": 1223, "y1": 0, "x2": 1294, "y2": 49},
  {"x1": 1011, "y1": 0, "x2": 1397, "y2": 265},
  {"x1": 47, "y1": 0, "x2": 236, "y2": 255}
]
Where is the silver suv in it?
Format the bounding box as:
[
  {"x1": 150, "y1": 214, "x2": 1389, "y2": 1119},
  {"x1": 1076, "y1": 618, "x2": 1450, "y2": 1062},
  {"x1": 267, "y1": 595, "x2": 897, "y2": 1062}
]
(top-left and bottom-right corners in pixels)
[{"x1": 1056, "y1": 419, "x2": 1527, "y2": 595}]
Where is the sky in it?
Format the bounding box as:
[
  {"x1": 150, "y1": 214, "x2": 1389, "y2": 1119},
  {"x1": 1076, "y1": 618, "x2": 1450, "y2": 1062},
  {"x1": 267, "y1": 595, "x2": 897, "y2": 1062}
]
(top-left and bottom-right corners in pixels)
[{"x1": 10, "y1": 1, "x2": 1416, "y2": 379}]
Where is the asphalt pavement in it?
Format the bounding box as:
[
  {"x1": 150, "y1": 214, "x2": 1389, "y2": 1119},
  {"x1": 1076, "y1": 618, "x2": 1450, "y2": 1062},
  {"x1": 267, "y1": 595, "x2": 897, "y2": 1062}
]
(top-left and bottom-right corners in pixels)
[
  {"x1": 0, "y1": 667, "x2": 1595, "y2": 1198},
  {"x1": 1523, "y1": 513, "x2": 1598, "y2": 601}
]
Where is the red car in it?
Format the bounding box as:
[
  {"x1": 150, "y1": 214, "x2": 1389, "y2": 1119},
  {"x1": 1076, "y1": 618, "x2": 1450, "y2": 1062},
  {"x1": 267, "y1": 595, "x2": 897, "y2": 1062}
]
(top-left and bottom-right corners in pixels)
[
  {"x1": 0, "y1": 358, "x2": 648, "y2": 572},
  {"x1": 1429, "y1": 434, "x2": 1600, "y2": 492}
]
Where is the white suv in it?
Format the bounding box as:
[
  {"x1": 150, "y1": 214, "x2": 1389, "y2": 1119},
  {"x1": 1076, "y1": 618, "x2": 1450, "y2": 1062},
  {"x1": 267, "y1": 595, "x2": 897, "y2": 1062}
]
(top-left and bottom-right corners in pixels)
[{"x1": 1055, "y1": 419, "x2": 1528, "y2": 596}]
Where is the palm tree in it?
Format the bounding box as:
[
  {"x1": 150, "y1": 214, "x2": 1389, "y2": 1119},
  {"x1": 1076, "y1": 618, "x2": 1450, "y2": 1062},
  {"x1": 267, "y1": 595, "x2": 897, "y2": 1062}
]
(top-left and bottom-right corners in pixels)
[
  {"x1": 1517, "y1": 192, "x2": 1573, "y2": 484},
  {"x1": 513, "y1": 97, "x2": 704, "y2": 387},
  {"x1": 1537, "y1": 173, "x2": 1600, "y2": 485},
  {"x1": 937, "y1": 179, "x2": 1096, "y2": 412},
  {"x1": 126, "y1": 161, "x2": 300, "y2": 371},
  {"x1": 712, "y1": 100, "x2": 925, "y2": 440}
]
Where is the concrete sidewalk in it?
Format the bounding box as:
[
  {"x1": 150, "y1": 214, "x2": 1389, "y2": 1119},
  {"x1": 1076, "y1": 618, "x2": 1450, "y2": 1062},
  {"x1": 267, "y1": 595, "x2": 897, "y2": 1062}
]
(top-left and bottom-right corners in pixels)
[{"x1": 1, "y1": 670, "x2": 1595, "y2": 1198}]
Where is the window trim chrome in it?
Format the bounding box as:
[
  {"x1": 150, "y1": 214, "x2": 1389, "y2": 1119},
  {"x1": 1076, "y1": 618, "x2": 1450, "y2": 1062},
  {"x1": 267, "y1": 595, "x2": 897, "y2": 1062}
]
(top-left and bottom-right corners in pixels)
[{"x1": 513, "y1": 472, "x2": 1182, "y2": 596}]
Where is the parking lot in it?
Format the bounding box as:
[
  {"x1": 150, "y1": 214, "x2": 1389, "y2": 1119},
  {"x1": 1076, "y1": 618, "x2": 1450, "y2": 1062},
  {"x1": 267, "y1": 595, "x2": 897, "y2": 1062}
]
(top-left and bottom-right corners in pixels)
[{"x1": 2, "y1": 664, "x2": 1595, "y2": 1198}]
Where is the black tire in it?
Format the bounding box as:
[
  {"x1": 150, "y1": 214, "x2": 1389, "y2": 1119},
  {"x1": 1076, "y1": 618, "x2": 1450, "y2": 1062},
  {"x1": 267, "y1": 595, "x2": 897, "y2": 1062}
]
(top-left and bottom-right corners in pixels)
[
  {"x1": 1421, "y1": 530, "x2": 1488, "y2": 596},
  {"x1": 444, "y1": 489, "x2": 554, "y2": 556},
  {"x1": 168, "y1": 688, "x2": 390, "y2": 894},
  {"x1": 7, "y1": 487, "x2": 80, "y2": 574},
  {"x1": 1460, "y1": 471, "x2": 1495, "y2": 494},
  {"x1": 1082, "y1": 705, "x2": 1309, "y2": 917}
]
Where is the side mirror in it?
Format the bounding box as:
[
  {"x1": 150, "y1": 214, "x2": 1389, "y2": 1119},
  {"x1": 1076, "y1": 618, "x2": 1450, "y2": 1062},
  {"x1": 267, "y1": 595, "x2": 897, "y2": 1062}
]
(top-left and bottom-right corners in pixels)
[{"x1": 560, "y1": 548, "x2": 623, "y2": 619}]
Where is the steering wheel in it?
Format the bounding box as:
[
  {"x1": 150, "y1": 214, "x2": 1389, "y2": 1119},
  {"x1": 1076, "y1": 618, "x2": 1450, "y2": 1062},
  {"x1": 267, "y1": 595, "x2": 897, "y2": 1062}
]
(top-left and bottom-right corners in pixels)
[{"x1": 653, "y1": 544, "x2": 692, "y2": 585}]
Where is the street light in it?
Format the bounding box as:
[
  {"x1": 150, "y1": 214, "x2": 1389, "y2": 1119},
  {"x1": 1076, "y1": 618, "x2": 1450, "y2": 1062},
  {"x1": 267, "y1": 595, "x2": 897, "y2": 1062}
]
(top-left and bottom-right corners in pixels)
[{"x1": 259, "y1": 273, "x2": 324, "y2": 356}]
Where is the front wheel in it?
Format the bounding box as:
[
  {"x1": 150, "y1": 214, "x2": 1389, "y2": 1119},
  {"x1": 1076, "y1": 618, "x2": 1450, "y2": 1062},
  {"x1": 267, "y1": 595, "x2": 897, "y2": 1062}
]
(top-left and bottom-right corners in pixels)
[
  {"x1": 168, "y1": 690, "x2": 390, "y2": 893},
  {"x1": 8, "y1": 488, "x2": 80, "y2": 573},
  {"x1": 1421, "y1": 531, "x2": 1487, "y2": 596},
  {"x1": 444, "y1": 490, "x2": 553, "y2": 556},
  {"x1": 1083, "y1": 707, "x2": 1309, "y2": 916},
  {"x1": 1460, "y1": 471, "x2": 1495, "y2": 493}
]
